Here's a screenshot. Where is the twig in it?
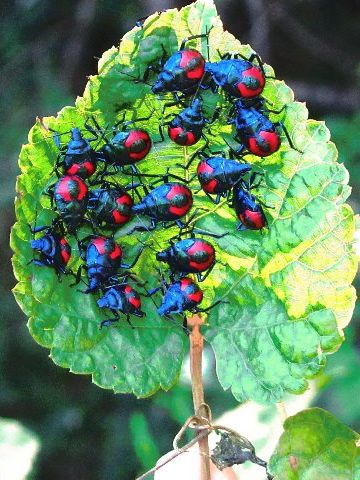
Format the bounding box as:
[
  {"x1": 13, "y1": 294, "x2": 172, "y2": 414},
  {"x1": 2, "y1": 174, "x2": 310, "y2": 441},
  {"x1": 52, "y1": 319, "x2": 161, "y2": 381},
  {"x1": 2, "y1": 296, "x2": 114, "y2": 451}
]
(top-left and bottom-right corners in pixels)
[
  {"x1": 188, "y1": 314, "x2": 211, "y2": 480},
  {"x1": 135, "y1": 429, "x2": 210, "y2": 480}
]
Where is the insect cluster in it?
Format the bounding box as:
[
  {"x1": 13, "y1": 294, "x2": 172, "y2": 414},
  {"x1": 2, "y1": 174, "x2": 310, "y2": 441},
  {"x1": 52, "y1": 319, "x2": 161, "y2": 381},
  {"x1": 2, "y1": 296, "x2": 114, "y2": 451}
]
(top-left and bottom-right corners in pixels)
[{"x1": 30, "y1": 26, "x2": 293, "y2": 330}]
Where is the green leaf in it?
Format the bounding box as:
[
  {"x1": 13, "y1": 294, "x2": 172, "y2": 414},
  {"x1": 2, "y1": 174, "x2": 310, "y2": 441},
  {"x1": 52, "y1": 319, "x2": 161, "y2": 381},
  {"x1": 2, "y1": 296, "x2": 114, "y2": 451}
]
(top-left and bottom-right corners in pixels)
[
  {"x1": 11, "y1": 0, "x2": 357, "y2": 401},
  {"x1": 268, "y1": 407, "x2": 360, "y2": 480},
  {"x1": 0, "y1": 417, "x2": 40, "y2": 480}
]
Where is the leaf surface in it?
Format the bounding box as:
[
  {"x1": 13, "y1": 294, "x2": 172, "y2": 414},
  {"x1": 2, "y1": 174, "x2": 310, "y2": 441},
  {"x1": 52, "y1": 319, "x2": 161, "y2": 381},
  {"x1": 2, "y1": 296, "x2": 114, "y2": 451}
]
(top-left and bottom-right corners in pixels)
[
  {"x1": 11, "y1": 0, "x2": 357, "y2": 401},
  {"x1": 268, "y1": 407, "x2": 360, "y2": 480}
]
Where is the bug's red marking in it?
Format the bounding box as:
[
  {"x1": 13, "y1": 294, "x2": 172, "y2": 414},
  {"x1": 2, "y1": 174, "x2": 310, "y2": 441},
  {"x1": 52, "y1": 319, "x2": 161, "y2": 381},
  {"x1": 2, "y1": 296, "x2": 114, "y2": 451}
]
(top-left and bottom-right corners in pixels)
[
  {"x1": 237, "y1": 66, "x2": 265, "y2": 98},
  {"x1": 92, "y1": 236, "x2": 107, "y2": 255},
  {"x1": 197, "y1": 160, "x2": 218, "y2": 191},
  {"x1": 109, "y1": 244, "x2": 122, "y2": 260},
  {"x1": 124, "y1": 285, "x2": 132, "y2": 294},
  {"x1": 125, "y1": 130, "x2": 151, "y2": 160},
  {"x1": 167, "y1": 184, "x2": 193, "y2": 217},
  {"x1": 111, "y1": 195, "x2": 133, "y2": 224},
  {"x1": 197, "y1": 160, "x2": 214, "y2": 176},
  {"x1": 123, "y1": 285, "x2": 141, "y2": 308},
  {"x1": 56, "y1": 176, "x2": 74, "y2": 202},
  {"x1": 168, "y1": 126, "x2": 182, "y2": 142},
  {"x1": 248, "y1": 131, "x2": 280, "y2": 156},
  {"x1": 129, "y1": 294, "x2": 141, "y2": 309},
  {"x1": 179, "y1": 49, "x2": 205, "y2": 80},
  {"x1": 201, "y1": 179, "x2": 218, "y2": 193},
  {"x1": 117, "y1": 194, "x2": 133, "y2": 207},
  {"x1": 188, "y1": 241, "x2": 215, "y2": 271},
  {"x1": 59, "y1": 238, "x2": 71, "y2": 264},
  {"x1": 73, "y1": 176, "x2": 88, "y2": 200},
  {"x1": 187, "y1": 289, "x2": 203, "y2": 303},
  {"x1": 239, "y1": 210, "x2": 266, "y2": 230},
  {"x1": 168, "y1": 126, "x2": 197, "y2": 146},
  {"x1": 112, "y1": 210, "x2": 129, "y2": 224},
  {"x1": 180, "y1": 278, "x2": 193, "y2": 290},
  {"x1": 67, "y1": 161, "x2": 95, "y2": 177},
  {"x1": 67, "y1": 164, "x2": 80, "y2": 175}
]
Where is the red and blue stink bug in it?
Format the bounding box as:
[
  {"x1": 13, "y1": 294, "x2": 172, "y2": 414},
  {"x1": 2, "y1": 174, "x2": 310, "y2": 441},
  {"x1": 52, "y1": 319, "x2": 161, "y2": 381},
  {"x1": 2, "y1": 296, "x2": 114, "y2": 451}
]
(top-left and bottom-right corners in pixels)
[
  {"x1": 97, "y1": 283, "x2": 145, "y2": 328},
  {"x1": 84, "y1": 116, "x2": 152, "y2": 176},
  {"x1": 152, "y1": 48, "x2": 205, "y2": 95},
  {"x1": 157, "y1": 277, "x2": 204, "y2": 316},
  {"x1": 230, "y1": 99, "x2": 282, "y2": 157},
  {"x1": 48, "y1": 175, "x2": 89, "y2": 232},
  {"x1": 132, "y1": 182, "x2": 193, "y2": 229},
  {"x1": 156, "y1": 238, "x2": 216, "y2": 282},
  {"x1": 98, "y1": 128, "x2": 152, "y2": 170},
  {"x1": 231, "y1": 176, "x2": 268, "y2": 231},
  {"x1": 54, "y1": 127, "x2": 98, "y2": 179},
  {"x1": 29, "y1": 222, "x2": 72, "y2": 278},
  {"x1": 87, "y1": 184, "x2": 133, "y2": 229},
  {"x1": 149, "y1": 32, "x2": 212, "y2": 96},
  {"x1": 76, "y1": 235, "x2": 144, "y2": 293},
  {"x1": 197, "y1": 155, "x2": 252, "y2": 203},
  {"x1": 205, "y1": 58, "x2": 265, "y2": 99},
  {"x1": 168, "y1": 98, "x2": 206, "y2": 146}
]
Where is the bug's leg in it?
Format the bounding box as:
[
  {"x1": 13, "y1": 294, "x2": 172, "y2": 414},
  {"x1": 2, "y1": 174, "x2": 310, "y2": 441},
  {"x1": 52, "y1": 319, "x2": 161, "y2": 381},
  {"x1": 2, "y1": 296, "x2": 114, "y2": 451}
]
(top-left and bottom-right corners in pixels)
[
  {"x1": 180, "y1": 26, "x2": 212, "y2": 53},
  {"x1": 191, "y1": 227, "x2": 228, "y2": 239},
  {"x1": 70, "y1": 263, "x2": 88, "y2": 287},
  {"x1": 196, "y1": 299, "x2": 228, "y2": 313},
  {"x1": 196, "y1": 261, "x2": 215, "y2": 283},
  {"x1": 216, "y1": 50, "x2": 231, "y2": 60},
  {"x1": 111, "y1": 111, "x2": 126, "y2": 130},
  {"x1": 154, "y1": 123, "x2": 166, "y2": 144},
  {"x1": 100, "y1": 310, "x2": 120, "y2": 328},
  {"x1": 224, "y1": 137, "x2": 246, "y2": 159}
]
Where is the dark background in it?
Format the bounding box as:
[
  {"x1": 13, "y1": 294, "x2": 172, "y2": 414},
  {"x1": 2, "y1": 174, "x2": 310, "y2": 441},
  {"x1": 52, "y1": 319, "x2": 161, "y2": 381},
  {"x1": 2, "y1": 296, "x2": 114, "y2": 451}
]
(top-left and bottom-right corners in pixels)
[{"x1": 1, "y1": 0, "x2": 360, "y2": 478}]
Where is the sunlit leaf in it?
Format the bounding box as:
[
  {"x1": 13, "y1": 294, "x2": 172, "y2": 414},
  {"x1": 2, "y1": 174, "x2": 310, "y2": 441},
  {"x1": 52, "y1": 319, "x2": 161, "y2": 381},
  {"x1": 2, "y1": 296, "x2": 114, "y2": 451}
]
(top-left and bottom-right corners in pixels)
[{"x1": 11, "y1": 0, "x2": 357, "y2": 401}]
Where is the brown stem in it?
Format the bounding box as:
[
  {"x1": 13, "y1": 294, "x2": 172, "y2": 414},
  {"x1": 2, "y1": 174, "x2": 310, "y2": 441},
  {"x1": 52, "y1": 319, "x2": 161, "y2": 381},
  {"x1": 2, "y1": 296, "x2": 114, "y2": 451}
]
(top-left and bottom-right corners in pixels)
[{"x1": 187, "y1": 314, "x2": 211, "y2": 480}]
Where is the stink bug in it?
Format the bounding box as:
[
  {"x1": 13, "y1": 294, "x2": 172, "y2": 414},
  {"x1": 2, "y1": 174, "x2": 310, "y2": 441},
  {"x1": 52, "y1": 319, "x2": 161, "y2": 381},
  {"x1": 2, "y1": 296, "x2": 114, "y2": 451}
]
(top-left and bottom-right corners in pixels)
[
  {"x1": 150, "y1": 32, "x2": 210, "y2": 96},
  {"x1": 76, "y1": 235, "x2": 145, "y2": 293},
  {"x1": 197, "y1": 154, "x2": 252, "y2": 203},
  {"x1": 132, "y1": 182, "x2": 193, "y2": 229},
  {"x1": 98, "y1": 128, "x2": 151, "y2": 170},
  {"x1": 29, "y1": 221, "x2": 72, "y2": 278},
  {"x1": 156, "y1": 237, "x2": 216, "y2": 282},
  {"x1": 231, "y1": 175, "x2": 269, "y2": 231},
  {"x1": 54, "y1": 127, "x2": 97, "y2": 179},
  {"x1": 97, "y1": 283, "x2": 145, "y2": 328},
  {"x1": 157, "y1": 277, "x2": 204, "y2": 316},
  {"x1": 85, "y1": 116, "x2": 152, "y2": 176},
  {"x1": 229, "y1": 99, "x2": 293, "y2": 157},
  {"x1": 167, "y1": 98, "x2": 206, "y2": 146},
  {"x1": 165, "y1": 97, "x2": 220, "y2": 147},
  {"x1": 87, "y1": 182, "x2": 134, "y2": 229},
  {"x1": 205, "y1": 55, "x2": 266, "y2": 99},
  {"x1": 46, "y1": 175, "x2": 89, "y2": 233}
]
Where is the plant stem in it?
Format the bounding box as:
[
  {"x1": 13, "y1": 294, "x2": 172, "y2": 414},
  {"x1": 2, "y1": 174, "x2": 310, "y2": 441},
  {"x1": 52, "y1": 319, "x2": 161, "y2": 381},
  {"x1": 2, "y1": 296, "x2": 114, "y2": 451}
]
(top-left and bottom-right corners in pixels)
[{"x1": 187, "y1": 314, "x2": 211, "y2": 480}]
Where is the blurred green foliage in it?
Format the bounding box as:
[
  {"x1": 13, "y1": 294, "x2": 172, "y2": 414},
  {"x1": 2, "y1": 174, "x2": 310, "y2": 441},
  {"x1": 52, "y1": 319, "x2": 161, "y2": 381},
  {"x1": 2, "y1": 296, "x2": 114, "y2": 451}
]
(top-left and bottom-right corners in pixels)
[{"x1": 1, "y1": 0, "x2": 360, "y2": 479}]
